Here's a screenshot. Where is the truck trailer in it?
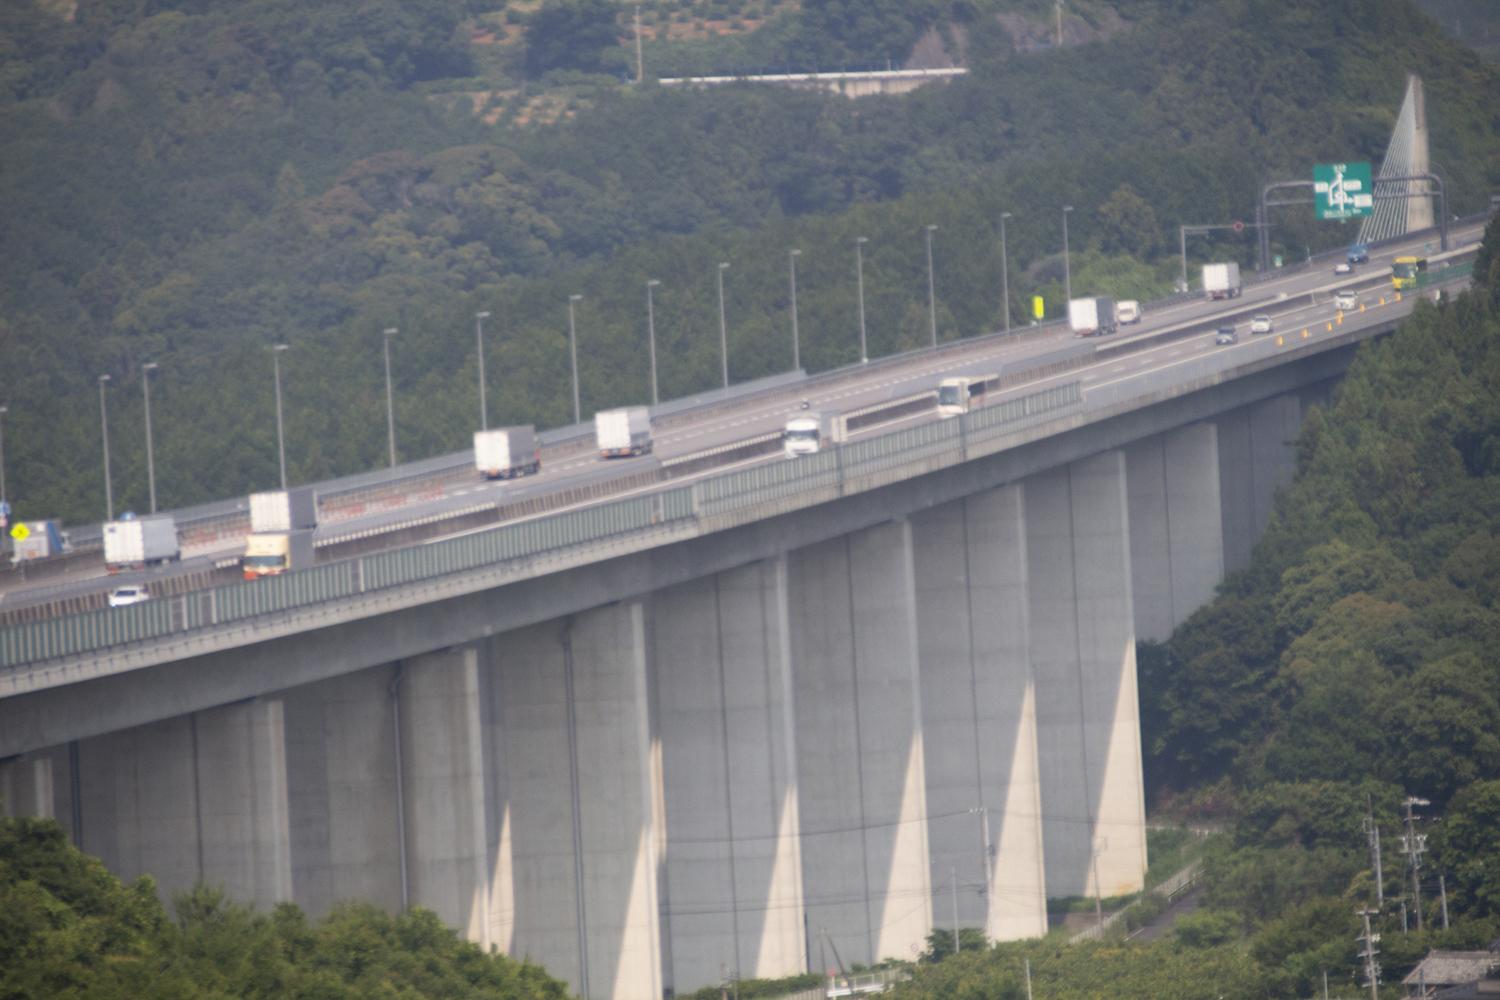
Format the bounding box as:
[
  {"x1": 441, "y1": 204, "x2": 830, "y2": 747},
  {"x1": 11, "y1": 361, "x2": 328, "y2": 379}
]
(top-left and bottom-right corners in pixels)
[
  {"x1": 595, "y1": 407, "x2": 653, "y2": 458},
  {"x1": 103, "y1": 515, "x2": 179, "y2": 571},
  {"x1": 1068, "y1": 296, "x2": 1118, "y2": 337},
  {"x1": 249, "y1": 486, "x2": 317, "y2": 533},
  {"x1": 1202, "y1": 262, "x2": 1242, "y2": 300},
  {"x1": 474, "y1": 426, "x2": 540, "y2": 479}
]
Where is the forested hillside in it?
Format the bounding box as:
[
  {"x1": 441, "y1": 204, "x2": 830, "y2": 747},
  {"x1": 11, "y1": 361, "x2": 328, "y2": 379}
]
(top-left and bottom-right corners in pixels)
[
  {"x1": 0, "y1": 816, "x2": 572, "y2": 1000},
  {"x1": 1, "y1": 0, "x2": 1497, "y2": 525},
  {"x1": 884, "y1": 215, "x2": 1500, "y2": 1000}
]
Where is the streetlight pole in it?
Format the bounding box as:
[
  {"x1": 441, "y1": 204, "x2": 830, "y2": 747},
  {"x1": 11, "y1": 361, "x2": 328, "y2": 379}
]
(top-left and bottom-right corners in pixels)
[
  {"x1": 0, "y1": 405, "x2": 8, "y2": 508},
  {"x1": 1000, "y1": 212, "x2": 1013, "y2": 332},
  {"x1": 925, "y1": 224, "x2": 939, "y2": 348},
  {"x1": 141, "y1": 362, "x2": 159, "y2": 514},
  {"x1": 382, "y1": 327, "x2": 398, "y2": 470},
  {"x1": 98, "y1": 374, "x2": 114, "y2": 521},
  {"x1": 567, "y1": 295, "x2": 582, "y2": 423},
  {"x1": 855, "y1": 236, "x2": 869, "y2": 363},
  {"x1": 788, "y1": 249, "x2": 802, "y2": 371},
  {"x1": 272, "y1": 344, "x2": 289, "y2": 489},
  {"x1": 475, "y1": 311, "x2": 491, "y2": 431},
  {"x1": 716, "y1": 262, "x2": 730, "y2": 388},
  {"x1": 1062, "y1": 205, "x2": 1074, "y2": 304},
  {"x1": 645, "y1": 280, "x2": 661, "y2": 406}
]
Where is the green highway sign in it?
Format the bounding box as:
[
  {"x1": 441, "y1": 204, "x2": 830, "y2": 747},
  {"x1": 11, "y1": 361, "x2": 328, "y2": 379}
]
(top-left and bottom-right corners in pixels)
[{"x1": 1313, "y1": 162, "x2": 1373, "y2": 220}]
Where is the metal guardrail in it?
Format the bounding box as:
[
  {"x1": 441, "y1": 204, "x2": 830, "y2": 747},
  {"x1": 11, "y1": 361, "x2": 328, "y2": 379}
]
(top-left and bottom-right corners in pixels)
[{"x1": 0, "y1": 383, "x2": 1082, "y2": 670}]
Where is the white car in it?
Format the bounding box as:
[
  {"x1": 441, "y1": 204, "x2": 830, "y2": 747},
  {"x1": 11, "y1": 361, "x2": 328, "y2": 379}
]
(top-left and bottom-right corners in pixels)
[
  {"x1": 107, "y1": 584, "x2": 151, "y2": 607},
  {"x1": 1249, "y1": 314, "x2": 1274, "y2": 335},
  {"x1": 1335, "y1": 290, "x2": 1358, "y2": 310},
  {"x1": 1333, "y1": 261, "x2": 1353, "y2": 275}
]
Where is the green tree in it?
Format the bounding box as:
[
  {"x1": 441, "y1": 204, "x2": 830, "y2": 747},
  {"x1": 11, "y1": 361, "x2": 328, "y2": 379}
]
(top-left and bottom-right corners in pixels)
[{"x1": 524, "y1": 0, "x2": 621, "y2": 77}]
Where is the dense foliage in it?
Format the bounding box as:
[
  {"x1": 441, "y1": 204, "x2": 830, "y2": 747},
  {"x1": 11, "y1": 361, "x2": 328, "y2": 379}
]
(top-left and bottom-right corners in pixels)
[
  {"x1": 0, "y1": 816, "x2": 572, "y2": 1000},
  {"x1": 1, "y1": 0, "x2": 1497, "y2": 525}
]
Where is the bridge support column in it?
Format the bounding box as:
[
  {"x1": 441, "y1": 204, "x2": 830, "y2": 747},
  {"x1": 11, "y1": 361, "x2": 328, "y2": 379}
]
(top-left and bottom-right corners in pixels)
[
  {"x1": 487, "y1": 603, "x2": 661, "y2": 1000},
  {"x1": 788, "y1": 520, "x2": 931, "y2": 967},
  {"x1": 1025, "y1": 451, "x2": 1147, "y2": 899},
  {"x1": 284, "y1": 667, "x2": 403, "y2": 916},
  {"x1": 912, "y1": 486, "x2": 1048, "y2": 940},
  {"x1": 1217, "y1": 396, "x2": 1301, "y2": 573},
  {"x1": 193, "y1": 699, "x2": 292, "y2": 908},
  {"x1": 651, "y1": 557, "x2": 805, "y2": 991},
  {"x1": 0, "y1": 747, "x2": 68, "y2": 822},
  {"x1": 400, "y1": 646, "x2": 490, "y2": 947},
  {"x1": 1126, "y1": 424, "x2": 1225, "y2": 642},
  {"x1": 75, "y1": 699, "x2": 292, "y2": 909}
]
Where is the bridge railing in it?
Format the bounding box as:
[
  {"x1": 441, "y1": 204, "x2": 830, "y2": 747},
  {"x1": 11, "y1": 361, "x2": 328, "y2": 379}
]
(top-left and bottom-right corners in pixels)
[{"x1": 1, "y1": 382, "x2": 1083, "y2": 672}]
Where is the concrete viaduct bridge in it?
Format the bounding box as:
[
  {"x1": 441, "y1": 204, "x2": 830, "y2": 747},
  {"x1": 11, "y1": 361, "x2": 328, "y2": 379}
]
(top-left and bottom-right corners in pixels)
[{"x1": 0, "y1": 229, "x2": 1480, "y2": 1000}]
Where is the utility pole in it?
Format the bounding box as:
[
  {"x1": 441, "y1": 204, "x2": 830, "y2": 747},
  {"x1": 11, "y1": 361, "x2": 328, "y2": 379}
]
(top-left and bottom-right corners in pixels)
[
  {"x1": 950, "y1": 866, "x2": 961, "y2": 955},
  {"x1": 1402, "y1": 796, "x2": 1430, "y2": 932},
  {"x1": 1439, "y1": 873, "x2": 1450, "y2": 930},
  {"x1": 1054, "y1": 0, "x2": 1063, "y2": 47},
  {"x1": 1091, "y1": 837, "x2": 1107, "y2": 934},
  {"x1": 1365, "y1": 795, "x2": 1385, "y2": 906},
  {"x1": 633, "y1": 7, "x2": 644, "y2": 84},
  {"x1": 1357, "y1": 908, "x2": 1381, "y2": 1000},
  {"x1": 1024, "y1": 957, "x2": 1034, "y2": 1000}
]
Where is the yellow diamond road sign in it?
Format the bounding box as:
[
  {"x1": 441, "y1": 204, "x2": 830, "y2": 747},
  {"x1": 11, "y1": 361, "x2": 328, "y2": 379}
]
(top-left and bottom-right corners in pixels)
[{"x1": 10, "y1": 522, "x2": 30, "y2": 541}]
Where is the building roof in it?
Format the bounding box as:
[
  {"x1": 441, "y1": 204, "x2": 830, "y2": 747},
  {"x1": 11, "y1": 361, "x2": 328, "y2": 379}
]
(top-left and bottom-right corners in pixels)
[{"x1": 1405, "y1": 952, "x2": 1500, "y2": 988}]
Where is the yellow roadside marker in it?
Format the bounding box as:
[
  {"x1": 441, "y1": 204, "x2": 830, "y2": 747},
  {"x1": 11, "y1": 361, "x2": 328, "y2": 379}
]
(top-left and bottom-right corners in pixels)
[
  {"x1": 1379, "y1": 297, "x2": 1386, "y2": 306},
  {"x1": 1395, "y1": 291, "x2": 1402, "y2": 302},
  {"x1": 1360, "y1": 303, "x2": 1366, "y2": 312},
  {"x1": 1276, "y1": 335, "x2": 1285, "y2": 346},
  {"x1": 1336, "y1": 313, "x2": 1343, "y2": 324},
  {"x1": 1301, "y1": 329, "x2": 1310, "y2": 339},
  {"x1": 1326, "y1": 321, "x2": 1334, "y2": 331}
]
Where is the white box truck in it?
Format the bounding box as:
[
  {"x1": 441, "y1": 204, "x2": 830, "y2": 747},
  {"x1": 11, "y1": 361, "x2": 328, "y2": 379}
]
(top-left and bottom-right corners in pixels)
[
  {"x1": 1068, "y1": 296, "x2": 1118, "y2": 337},
  {"x1": 249, "y1": 486, "x2": 317, "y2": 533},
  {"x1": 242, "y1": 528, "x2": 316, "y2": 579},
  {"x1": 595, "y1": 407, "x2": 653, "y2": 458},
  {"x1": 474, "y1": 426, "x2": 540, "y2": 479},
  {"x1": 103, "y1": 515, "x2": 179, "y2": 571},
  {"x1": 783, "y1": 411, "x2": 846, "y2": 458},
  {"x1": 1202, "y1": 262, "x2": 1242, "y2": 300}
]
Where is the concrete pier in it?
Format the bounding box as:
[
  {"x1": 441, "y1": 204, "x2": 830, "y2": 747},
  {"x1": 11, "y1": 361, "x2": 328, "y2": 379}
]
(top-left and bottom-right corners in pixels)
[
  {"x1": 651, "y1": 557, "x2": 805, "y2": 991},
  {"x1": 400, "y1": 647, "x2": 490, "y2": 946},
  {"x1": 487, "y1": 604, "x2": 662, "y2": 1000},
  {"x1": 1025, "y1": 452, "x2": 1146, "y2": 899},
  {"x1": 1218, "y1": 396, "x2": 1301, "y2": 573},
  {"x1": 788, "y1": 520, "x2": 932, "y2": 967},
  {"x1": 911, "y1": 486, "x2": 1047, "y2": 939},
  {"x1": 284, "y1": 668, "x2": 402, "y2": 915},
  {"x1": 1126, "y1": 424, "x2": 1225, "y2": 641}
]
